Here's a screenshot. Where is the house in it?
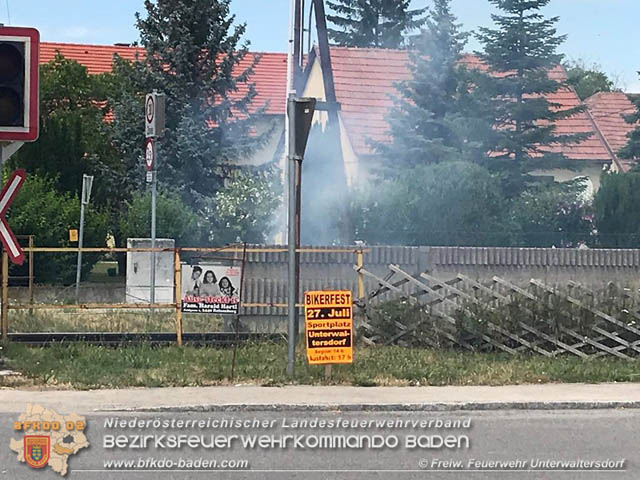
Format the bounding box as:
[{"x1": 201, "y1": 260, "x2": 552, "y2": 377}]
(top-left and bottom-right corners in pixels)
[
  {"x1": 300, "y1": 47, "x2": 633, "y2": 190},
  {"x1": 39, "y1": 42, "x2": 638, "y2": 191},
  {"x1": 584, "y1": 91, "x2": 638, "y2": 172}
]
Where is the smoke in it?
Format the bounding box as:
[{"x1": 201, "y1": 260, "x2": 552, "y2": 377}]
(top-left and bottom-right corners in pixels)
[{"x1": 300, "y1": 121, "x2": 351, "y2": 245}]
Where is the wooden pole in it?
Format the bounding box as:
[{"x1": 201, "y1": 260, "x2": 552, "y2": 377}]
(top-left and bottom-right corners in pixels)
[
  {"x1": 2, "y1": 250, "x2": 8, "y2": 340},
  {"x1": 174, "y1": 249, "x2": 183, "y2": 347},
  {"x1": 356, "y1": 250, "x2": 365, "y2": 300}
]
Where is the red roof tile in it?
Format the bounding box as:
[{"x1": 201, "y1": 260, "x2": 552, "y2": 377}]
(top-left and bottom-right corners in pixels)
[
  {"x1": 584, "y1": 92, "x2": 638, "y2": 155},
  {"x1": 40, "y1": 42, "x2": 287, "y2": 115},
  {"x1": 327, "y1": 47, "x2": 613, "y2": 162}
]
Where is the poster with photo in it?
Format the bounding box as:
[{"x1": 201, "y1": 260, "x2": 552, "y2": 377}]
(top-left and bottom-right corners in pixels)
[{"x1": 181, "y1": 263, "x2": 242, "y2": 314}]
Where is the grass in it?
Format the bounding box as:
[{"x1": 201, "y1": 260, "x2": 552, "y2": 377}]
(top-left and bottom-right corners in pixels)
[
  {"x1": 2, "y1": 342, "x2": 639, "y2": 390},
  {"x1": 8, "y1": 310, "x2": 224, "y2": 333}
]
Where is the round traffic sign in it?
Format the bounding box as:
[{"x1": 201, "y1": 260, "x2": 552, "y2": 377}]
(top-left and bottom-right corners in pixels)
[
  {"x1": 145, "y1": 95, "x2": 155, "y2": 124},
  {"x1": 145, "y1": 139, "x2": 155, "y2": 171}
]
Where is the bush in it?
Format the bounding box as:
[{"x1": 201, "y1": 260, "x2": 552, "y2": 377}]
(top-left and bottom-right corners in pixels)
[
  {"x1": 119, "y1": 190, "x2": 202, "y2": 246},
  {"x1": 349, "y1": 162, "x2": 514, "y2": 246},
  {"x1": 593, "y1": 171, "x2": 640, "y2": 247},
  {"x1": 7, "y1": 175, "x2": 109, "y2": 284}
]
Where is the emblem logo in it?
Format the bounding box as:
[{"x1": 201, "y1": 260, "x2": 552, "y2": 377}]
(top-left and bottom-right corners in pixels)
[{"x1": 24, "y1": 436, "x2": 50, "y2": 469}]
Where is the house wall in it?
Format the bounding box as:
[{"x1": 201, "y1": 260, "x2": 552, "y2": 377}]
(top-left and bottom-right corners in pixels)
[{"x1": 301, "y1": 58, "x2": 360, "y2": 186}]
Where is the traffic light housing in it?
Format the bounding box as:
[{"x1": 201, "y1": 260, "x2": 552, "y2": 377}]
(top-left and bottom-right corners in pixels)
[
  {"x1": 0, "y1": 26, "x2": 39, "y2": 142},
  {"x1": 288, "y1": 96, "x2": 316, "y2": 159}
]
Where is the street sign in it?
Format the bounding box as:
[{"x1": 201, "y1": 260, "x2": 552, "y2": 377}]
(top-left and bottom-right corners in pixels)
[
  {"x1": 146, "y1": 171, "x2": 153, "y2": 184},
  {"x1": 0, "y1": 169, "x2": 26, "y2": 264},
  {"x1": 145, "y1": 92, "x2": 165, "y2": 138},
  {"x1": 145, "y1": 138, "x2": 155, "y2": 171},
  {"x1": 69, "y1": 229, "x2": 78, "y2": 242},
  {"x1": 304, "y1": 290, "x2": 353, "y2": 365}
]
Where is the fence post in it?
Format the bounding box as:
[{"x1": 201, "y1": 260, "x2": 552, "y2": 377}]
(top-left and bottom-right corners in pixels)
[
  {"x1": 174, "y1": 249, "x2": 183, "y2": 346},
  {"x1": 356, "y1": 250, "x2": 365, "y2": 300},
  {"x1": 1, "y1": 250, "x2": 8, "y2": 340}
]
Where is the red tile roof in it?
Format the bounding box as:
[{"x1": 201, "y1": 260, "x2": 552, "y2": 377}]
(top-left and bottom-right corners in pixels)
[
  {"x1": 40, "y1": 42, "x2": 288, "y2": 115},
  {"x1": 326, "y1": 47, "x2": 614, "y2": 162},
  {"x1": 584, "y1": 92, "x2": 637, "y2": 156}
]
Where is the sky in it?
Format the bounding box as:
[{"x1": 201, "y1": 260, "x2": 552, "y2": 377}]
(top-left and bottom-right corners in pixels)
[{"x1": 6, "y1": 0, "x2": 640, "y2": 91}]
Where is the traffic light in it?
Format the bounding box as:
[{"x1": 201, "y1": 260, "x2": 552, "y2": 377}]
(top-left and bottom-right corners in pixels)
[{"x1": 0, "y1": 26, "x2": 39, "y2": 142}]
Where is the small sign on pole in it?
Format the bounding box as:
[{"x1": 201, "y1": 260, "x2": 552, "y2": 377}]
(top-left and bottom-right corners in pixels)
[
  {"x1": 304, "y1": 290, "x2": 353, "y2": 365},
  {"x1": 69, "y1": 229, "x2": 78, "y2": 242},
  {"x1": 145, "y1": 92, "x2": 166, "y2": 139},
  {"x1": 145, "y1": 138, "x2": 155, "y2": 171}
]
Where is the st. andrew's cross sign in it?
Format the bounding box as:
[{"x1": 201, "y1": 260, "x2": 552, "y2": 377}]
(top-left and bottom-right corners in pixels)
[{"x1": 0, "y1": 169, "x2": 26, "y2": 264}]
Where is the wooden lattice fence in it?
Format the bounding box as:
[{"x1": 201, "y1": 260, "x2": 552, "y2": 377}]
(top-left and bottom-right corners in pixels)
[{"x1": 354, "y1": 264, "x2": 640, "y2": 359}]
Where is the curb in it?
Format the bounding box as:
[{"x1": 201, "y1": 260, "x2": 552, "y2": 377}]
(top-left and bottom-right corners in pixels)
[{"x1": 97, "y1": 401, "x2": 640, "y2": 413}]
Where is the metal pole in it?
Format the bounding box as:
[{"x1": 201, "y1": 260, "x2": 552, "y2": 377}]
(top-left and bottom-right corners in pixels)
[
  {"x1": 28, "y1": 235, "x2": 33, "y2": 315},
  {"x1": 1, "y1": 249, "x2": 8, "y2": 340},
  {"x1": 174, "y1": 248, "x2": 182, "y2": 346},
  {"x1": 74, "y1": 204, "x2": 86, "y2": 304},
  {"x1": 150, "y1": 169, "x2": 157, "y2": 306},
  {"x1": 75, "y1": 175, "x2": 92, "y2": 304},
  {"x1": 287, "y1": 95, "x2": 297, "y2": 378}
]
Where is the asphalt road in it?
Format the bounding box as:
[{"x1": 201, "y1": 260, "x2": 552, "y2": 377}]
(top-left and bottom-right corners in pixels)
[{"x1": 2, "y1": 409, "x2": 638, "y2": 479}]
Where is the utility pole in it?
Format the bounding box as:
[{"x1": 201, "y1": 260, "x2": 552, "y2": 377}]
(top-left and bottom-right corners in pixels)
[
  {"x1": 286, "y1": 95, "x2": 316, "y2": 378},
  {"x1": 75, "y1": 174, "x2": 93, "y2": 303}
]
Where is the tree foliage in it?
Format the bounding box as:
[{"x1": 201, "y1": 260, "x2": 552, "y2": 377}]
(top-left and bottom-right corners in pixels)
[
  {"x1": 349, "y1": 162, "x2": 511, "y2": 246},
  {"x1": 508, "y1": 179, "x2": 593, "y2": 247},
  {"x1": 564, "y1": 59, "x2": 615, "y2": 101},
  {"x1": 379, "y1": 0, "x2": 490, "y2": 170},
  {"x1": 327, "y1": 0, "x2": 426, "y2": 48},
  {"x1": 593, "y1": 171, "x2": 640, "y2": 247},
  {"x1": 9, "y1": 53, "x2": 116, "y2": 199},
  {"x1": 132, "y1": 0, "x2": 267, "y2": 211},
  {"x1": 619, "y1": 92, "x2": 640, "y2": 161},
  {"x1": 119, "y1": 191, "x2": 201, "y2": 247},
  {"x1": 474, "y1": 0, "x2": 586, "y2": 197},
  {"x1": 7, "y1": 175, "x2": 109, "y2": 284}
]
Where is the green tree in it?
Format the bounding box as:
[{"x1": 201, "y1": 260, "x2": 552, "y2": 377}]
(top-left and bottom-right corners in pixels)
[
  {"x1": 9, "y1": 53, "x2": 116, "y2": 199},
  {"x1": 564, "y1": 59, "x2": 616, "y2": 100},
  {"x1": 508, "y1": 179, "x2": 593, "y2": 247},
  {"x1": 209, "y1": 168, "x2": 281, "y2": 245},
  {"x1": 7, "y1": 175, "x2": 109, "y2": 284},
  {"x1": 133, "y1": 0, "x2": 267, "y2": 211},
  {"x1": 593, "y1": 171, "x2": 640, "y2": 247},
  {"x1": 378, "y1": 0, "x2": 490, "y2": 170},
  {"x1": 119, "y1": 191, "x2": 202, "y2": 246},
  {"x1": 619, "y1": 91, "x2": 640, "y2": 161},
  {"x1": 327, "y1": 0, "x2": 426, "y2": 48},
  {"x1": 474, "y1": 0, "x2": 586, "y2": 197},
  {"x1": 348, "y1": 162, "x2": 512, "y2": 246}
]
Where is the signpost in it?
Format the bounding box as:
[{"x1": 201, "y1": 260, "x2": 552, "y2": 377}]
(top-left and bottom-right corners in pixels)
[
  {"x1": 75, "y1": 174, "x2": 93, "y2": 302},
  {"x1": 145, "y1": 91, "x2": 165, "y2": 305},
  {"x1": 0, "y1": 169, "x2": 26, "y2": 265},
  {"x1": 304, "y1": 290, "x2": 353, "y2": 367}
]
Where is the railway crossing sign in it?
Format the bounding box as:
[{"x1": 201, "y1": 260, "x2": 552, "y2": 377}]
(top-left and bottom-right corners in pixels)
[
  {"x1": 304, "y1": 290, "x2": 353, "y2": 365},
  {"x1": 0, "y1": 169, "x2": 26, "y2": 265}
]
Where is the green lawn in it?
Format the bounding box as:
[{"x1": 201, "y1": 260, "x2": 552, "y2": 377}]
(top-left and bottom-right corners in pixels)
[{"x1": 2, "y1": 342, "x2": 639, "y2": 390}]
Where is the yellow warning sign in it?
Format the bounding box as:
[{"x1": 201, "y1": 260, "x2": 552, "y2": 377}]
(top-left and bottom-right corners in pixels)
[
  {"x1": 305, "y1": 290, "x2": 353, "y2": 365},
  {"x1": 68, "y1": 229, "x2": 78, "y2": 242}
]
